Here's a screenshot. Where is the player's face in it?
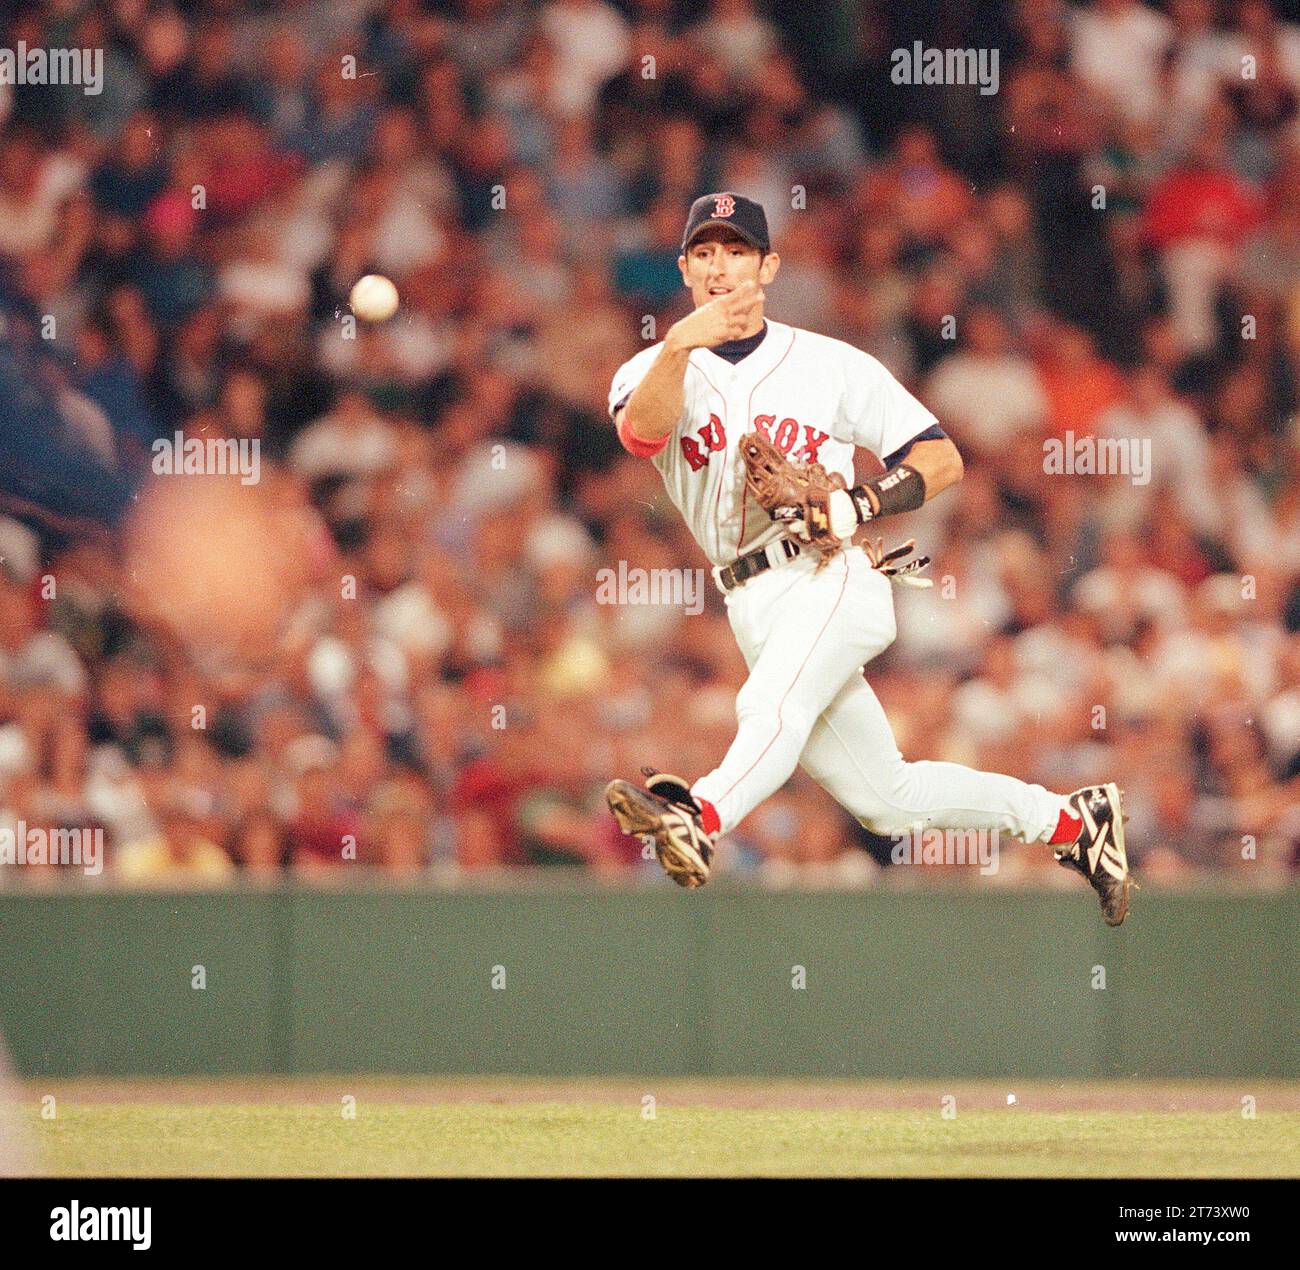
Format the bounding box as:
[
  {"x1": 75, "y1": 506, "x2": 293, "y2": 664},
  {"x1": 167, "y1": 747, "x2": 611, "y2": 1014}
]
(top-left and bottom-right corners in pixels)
[{"x1": 678, "y1": 231, "x2": 780, "y2": 309}]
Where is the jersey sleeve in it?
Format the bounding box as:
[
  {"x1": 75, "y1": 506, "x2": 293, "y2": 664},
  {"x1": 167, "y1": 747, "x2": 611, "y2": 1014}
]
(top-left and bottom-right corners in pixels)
[
  {"x1": 608, "y1": 346, "x2": 659, "y2": 419},
  {"x1": 609, "y1": 345, "x2": 674, "y2": 458},
  {"x1": 832, "y1": 341, "x2": 939, "y2": 463}
]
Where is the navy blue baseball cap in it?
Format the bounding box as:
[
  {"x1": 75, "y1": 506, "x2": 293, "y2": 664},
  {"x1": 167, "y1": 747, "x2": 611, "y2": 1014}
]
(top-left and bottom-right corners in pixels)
[{"x1": 682, "y1": 192, "x2": 771, "y2": 255}]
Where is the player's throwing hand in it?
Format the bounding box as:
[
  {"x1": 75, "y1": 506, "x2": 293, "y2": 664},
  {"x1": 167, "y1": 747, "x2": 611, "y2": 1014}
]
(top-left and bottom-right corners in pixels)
[{"x1": 665, "y1": 280, "x2": 764, "y2": 352}]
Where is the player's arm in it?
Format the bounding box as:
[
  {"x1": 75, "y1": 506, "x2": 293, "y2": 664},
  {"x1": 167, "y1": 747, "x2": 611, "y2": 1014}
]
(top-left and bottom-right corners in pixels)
[
  {"x1": 805, "y1": 426, "x2": 962, "y2": 543},
  {"x1": 620, "y1": 281, "x2": 764, "y2": 443},
  {"x1": 616, "y1": 343, "x2": 692, "y2": 444},
  {"x1": 826, "y1": 342, "x2": 970, "y2": 524},
  {"x1": 848, "y1": 430, "x2": 964, "y2": 522}
]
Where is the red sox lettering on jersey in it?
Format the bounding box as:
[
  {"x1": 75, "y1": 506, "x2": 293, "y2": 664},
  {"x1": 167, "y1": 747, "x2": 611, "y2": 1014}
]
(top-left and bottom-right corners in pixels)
[
  {"x1": 679, "y1": 415, "x2": 830, "y2": 472},
  {"x1": 610, "y1": 318, "x2": 938, "y2": 567}
]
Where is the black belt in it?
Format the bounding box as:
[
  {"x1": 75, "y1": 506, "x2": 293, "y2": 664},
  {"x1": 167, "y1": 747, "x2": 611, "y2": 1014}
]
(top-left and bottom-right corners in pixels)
[{"x1": 716, "y1": 538, "x2": 802, "y2": 592}]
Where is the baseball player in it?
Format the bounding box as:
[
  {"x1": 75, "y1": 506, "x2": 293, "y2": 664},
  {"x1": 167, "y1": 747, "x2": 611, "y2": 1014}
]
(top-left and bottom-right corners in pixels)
[{"x1": 605, "y1": 193, "x2": 1132, "y2": 925}]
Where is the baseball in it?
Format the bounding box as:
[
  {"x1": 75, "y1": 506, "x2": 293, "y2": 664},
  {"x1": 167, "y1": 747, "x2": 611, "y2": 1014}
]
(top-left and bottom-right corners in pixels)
[{"x1": 349, "y1": 274, "x2": 399, "y2": 322}]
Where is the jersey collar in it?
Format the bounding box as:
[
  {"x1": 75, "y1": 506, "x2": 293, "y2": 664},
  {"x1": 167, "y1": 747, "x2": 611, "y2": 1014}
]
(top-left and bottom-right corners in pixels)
[
  {"x1": 696, "y1": 319, "x2": 793, "y2": 383},
  {"x1": 707, "y1": 321, "x2": 769, "y2": 364}
]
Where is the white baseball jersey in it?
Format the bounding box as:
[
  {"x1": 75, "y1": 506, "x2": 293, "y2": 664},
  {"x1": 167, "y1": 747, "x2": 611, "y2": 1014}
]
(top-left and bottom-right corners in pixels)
[{"x1": 608, "y1": 319, "x2": 938, "y2": 568}]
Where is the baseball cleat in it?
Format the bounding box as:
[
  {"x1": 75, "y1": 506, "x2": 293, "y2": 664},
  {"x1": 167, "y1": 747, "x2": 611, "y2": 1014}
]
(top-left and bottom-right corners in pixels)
[
  {"x1": 606, "y1": 769, "x2": 716, "y2": 889},
  {"x1": 1055, "y1": 782, "x2": 1132, "y2": 926}
]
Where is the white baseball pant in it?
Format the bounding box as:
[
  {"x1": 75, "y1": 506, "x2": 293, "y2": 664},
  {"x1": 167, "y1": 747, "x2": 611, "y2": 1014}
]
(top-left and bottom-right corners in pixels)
[{"x1": 690, "y1": 544, "x2": 1070, "y2": 841}]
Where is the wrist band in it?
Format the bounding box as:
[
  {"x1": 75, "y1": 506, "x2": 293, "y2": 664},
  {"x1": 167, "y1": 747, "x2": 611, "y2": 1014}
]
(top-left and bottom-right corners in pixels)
[{"x1": 850, "y1": 463, "x2": 926, "y2": 523}]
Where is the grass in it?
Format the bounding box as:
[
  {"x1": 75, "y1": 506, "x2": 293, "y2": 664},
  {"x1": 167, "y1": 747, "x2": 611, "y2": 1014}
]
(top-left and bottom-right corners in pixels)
[{"x1": 27, "y1": 1100, "x2": 1300, "y2": 1177}]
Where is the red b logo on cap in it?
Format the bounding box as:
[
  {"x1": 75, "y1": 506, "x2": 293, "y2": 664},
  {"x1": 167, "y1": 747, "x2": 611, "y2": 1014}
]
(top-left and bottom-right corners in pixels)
[{"x1": 713, "y1": 195, "x2": 736, "y2": 218}]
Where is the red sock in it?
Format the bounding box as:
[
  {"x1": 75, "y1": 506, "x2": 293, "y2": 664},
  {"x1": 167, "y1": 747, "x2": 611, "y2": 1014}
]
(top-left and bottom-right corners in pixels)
[
  {"x1": 1048, "y1": 808, "x2": 1082, "y2": 845},
  {"x1": 697, "y1": 798, "x2": 721, "y2": 837}
]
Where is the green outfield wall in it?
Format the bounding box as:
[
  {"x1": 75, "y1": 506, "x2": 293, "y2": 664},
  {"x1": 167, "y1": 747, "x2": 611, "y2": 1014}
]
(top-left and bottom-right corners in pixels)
[{"x1": 1, "y1": 885, "x2": 1295, "y2": 1078}]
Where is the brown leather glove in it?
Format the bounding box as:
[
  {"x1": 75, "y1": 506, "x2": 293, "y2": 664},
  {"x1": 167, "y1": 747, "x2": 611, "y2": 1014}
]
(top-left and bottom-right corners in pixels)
[{"x1": 739, "y1": 430, "x2": 850, "y2": 568}]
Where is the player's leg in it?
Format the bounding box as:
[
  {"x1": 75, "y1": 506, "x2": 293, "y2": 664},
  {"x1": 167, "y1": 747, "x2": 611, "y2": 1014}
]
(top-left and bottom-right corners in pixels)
[
  {"x1": 797, "y1": 670, "x2": 1067, "y2": 843},
  {"x1": 796, "y1": 671, "x2": 1133, "y2": 923},
  {"x1": 689, "y1": 550, "x2": 897, "y2": 835}
]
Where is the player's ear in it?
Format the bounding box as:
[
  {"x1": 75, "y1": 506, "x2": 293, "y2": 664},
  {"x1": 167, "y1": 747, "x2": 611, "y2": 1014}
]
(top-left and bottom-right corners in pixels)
[
  {"x1": 759, "y1": 252, "x2": 780, "y2": 285},
  {"x1": 678, "y1": 254, "x2": 689, "y2": 285}
]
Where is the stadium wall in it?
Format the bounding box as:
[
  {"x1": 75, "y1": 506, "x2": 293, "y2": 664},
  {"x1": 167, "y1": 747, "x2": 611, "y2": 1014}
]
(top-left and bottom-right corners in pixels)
[{"x1": 1, "y1": 887, "x2": 1294, "y2": 1079}]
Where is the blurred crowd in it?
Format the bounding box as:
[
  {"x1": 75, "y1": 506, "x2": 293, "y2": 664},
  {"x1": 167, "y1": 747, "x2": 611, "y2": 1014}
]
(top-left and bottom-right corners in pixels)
[{"x1": 1, "y1": 0, "x2": 1299, "y2": 887}]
